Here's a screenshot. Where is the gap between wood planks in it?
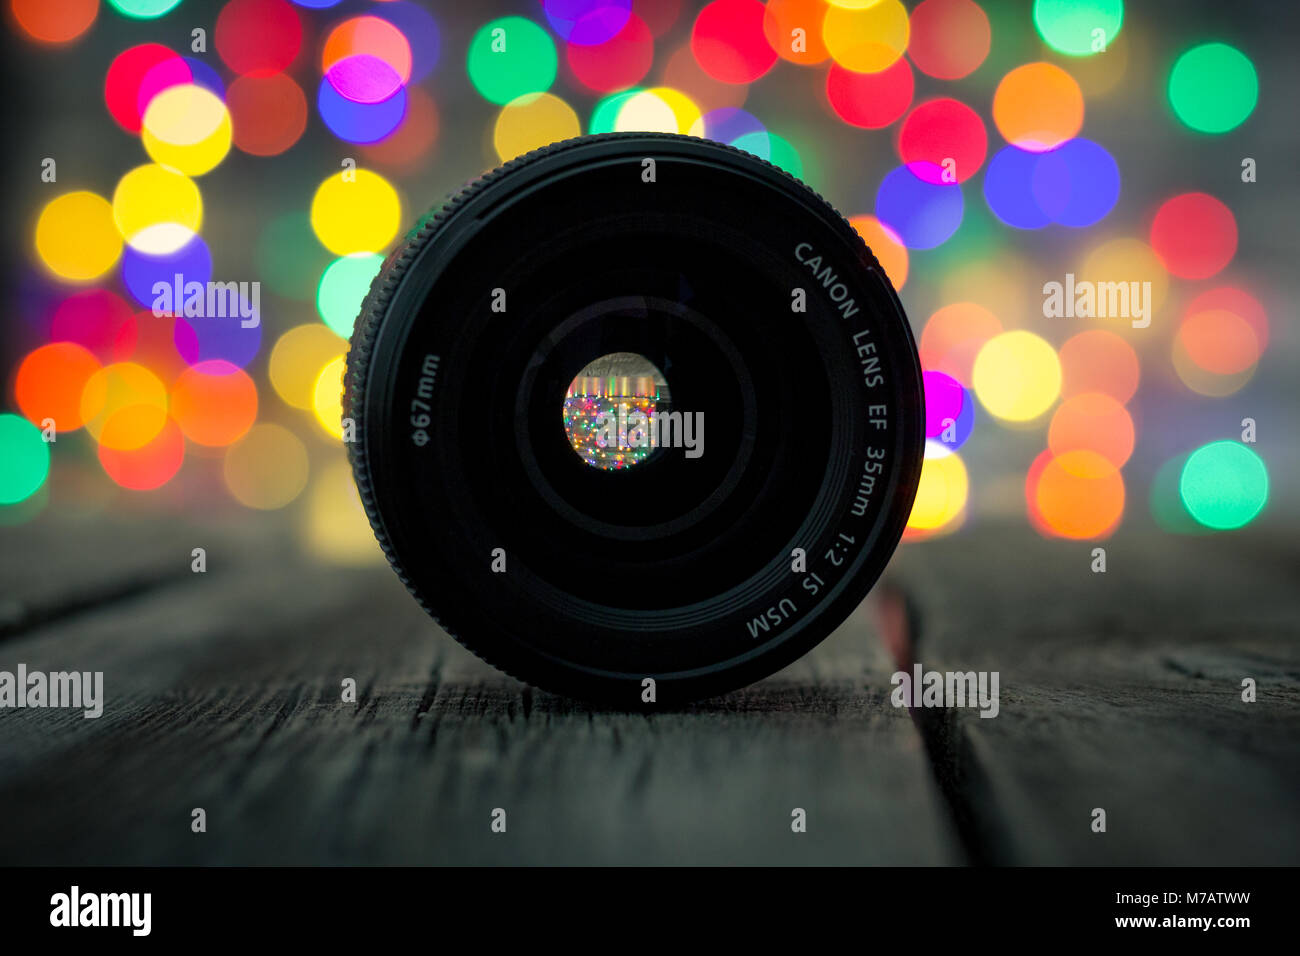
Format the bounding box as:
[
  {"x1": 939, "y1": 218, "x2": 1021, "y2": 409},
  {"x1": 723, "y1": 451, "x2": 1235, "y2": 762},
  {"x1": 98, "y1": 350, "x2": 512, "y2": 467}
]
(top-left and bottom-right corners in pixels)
[{"x1": 872, "y1": 580, "x2": 1015, "y2": 865}]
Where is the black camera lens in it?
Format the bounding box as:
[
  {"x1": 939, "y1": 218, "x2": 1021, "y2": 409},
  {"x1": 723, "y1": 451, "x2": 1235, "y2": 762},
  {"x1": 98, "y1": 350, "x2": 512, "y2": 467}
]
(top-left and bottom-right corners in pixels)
[{"x1": 346, "y1": 133, "x2": 923, "y2": 704}]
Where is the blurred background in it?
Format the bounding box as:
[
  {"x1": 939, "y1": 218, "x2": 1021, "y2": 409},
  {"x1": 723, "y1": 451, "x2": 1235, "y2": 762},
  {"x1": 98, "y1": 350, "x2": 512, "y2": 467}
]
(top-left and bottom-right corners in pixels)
[{"x1": 2, "y1": 0, "x2": 1296, "y2": 563}]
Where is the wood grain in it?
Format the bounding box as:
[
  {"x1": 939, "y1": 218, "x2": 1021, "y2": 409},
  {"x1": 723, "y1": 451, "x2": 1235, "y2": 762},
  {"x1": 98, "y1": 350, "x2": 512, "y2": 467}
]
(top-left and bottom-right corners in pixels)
[{"x1": 0, "y1": 512, "x2": 958, "y2": 865}]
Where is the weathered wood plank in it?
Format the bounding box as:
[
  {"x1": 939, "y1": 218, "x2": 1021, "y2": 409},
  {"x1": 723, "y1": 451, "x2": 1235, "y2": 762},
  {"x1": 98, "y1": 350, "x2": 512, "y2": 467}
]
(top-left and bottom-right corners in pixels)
[
  {"x1": 888, "y1": 523, "x2": 1300, "y2": 865},
  {"x1": 0, "y1": 515, "x2": 959, "y2": 865}
]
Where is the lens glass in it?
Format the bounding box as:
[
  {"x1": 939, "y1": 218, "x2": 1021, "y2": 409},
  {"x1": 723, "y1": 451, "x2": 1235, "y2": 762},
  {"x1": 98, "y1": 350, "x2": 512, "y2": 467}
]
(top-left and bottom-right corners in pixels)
[{"x1": 562, "y1": 351, "x2": 670, "y2": 471}]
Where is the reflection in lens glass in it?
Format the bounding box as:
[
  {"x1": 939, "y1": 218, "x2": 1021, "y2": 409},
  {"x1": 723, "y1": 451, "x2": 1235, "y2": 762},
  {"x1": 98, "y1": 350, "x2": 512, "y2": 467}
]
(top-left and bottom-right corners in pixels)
[{"x1": 563, "y1": 351, "x2": 669, "y2": 471}]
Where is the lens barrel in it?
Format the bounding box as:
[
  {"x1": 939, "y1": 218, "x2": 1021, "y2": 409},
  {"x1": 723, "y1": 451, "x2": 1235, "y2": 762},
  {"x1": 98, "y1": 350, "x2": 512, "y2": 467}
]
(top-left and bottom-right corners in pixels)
[{"x1": 347, "y1": 133, "x2": 923, "y2": 704}]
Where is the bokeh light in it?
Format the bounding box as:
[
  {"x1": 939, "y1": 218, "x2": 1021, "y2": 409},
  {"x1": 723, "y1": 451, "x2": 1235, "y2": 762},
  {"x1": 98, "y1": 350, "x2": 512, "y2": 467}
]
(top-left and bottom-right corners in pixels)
[
  {"x1": 136, "y1": 52, "x2": 195, "y2": 122},
  {"x1": 170, "y1": 360, "x2": 258, "y2": 447},
  {"x1": 126, "y1": 311, "x2": 187, "y2": 383},
  {"x1": 1029, "y1": 138, "x2": 1120, "y2": 228},
  {"x1": 215, "y1": 0, "x2": 302, "y2": 76},
  {"x1": 36, "y1": 191, "x2": 122, "y2": 282},
  {"x1": 762, "y1": 0, "x2": 829, "y2": 66},
  {"x1": 180, "y1": 56, "x2": 227, "y2": 100},
  {"x1": 228, "y1": 73, "x2": 309, "y2": 156},
  {"x1": 1179, "y1": 441, "x2": 1268, "y2": 530},
  {"x1": 120, "y1": 232, "x2": 212, "y2": 309},
  {"x1": 50, "y1": 290, "x2": 137, "y2": 361},
  {"x1": 141, "y1": 84, "x2": 233, "y2": 176},
  {"x1": 691, "y1": 0, "x2": 777, "y2": 84},
  {"x1": 0, "y1": 414, "x2": 50, "y2": 505},
  {"x1": 688, "y1": 105, "x2": 764, "y2": 142},
  {"x1": 614, "y1": 86, "x2": 701, "y2": 133},
  {"x1": 1171, "y1": 334, "x2": 1255, "y2": 398},
  {"x1": 1078, "y1": 237, "x2": 1168, "y2": 317},
  {"x1": 318, "y1": 78, "x2": 407, "y2": 143},
  {"x1": 1028, "y1": 448, "x2": 1124, "y2": 539},
  {"x1": 822, "y1": 0, "x2": 909, "y2": 74},
  {"x1": 907, "y1": 443, "x2": 968, "y2": 534},
  {"x1": 359, "y1": 86, "x2": 440, "y2": 170},
  {"x1": 1058, "y1": 329, "x2": 1139, "y2": 403},
  {"x1": 301, "y1": 459, "x2": 382, "y2": 565},
  {"x1": 112, "y1": 164, "x2": 203, "y2": 255},
  {"x1": 590, "y1": 88, "x2": 644, "y2": 133},
  {"x1": 1033, "y1": 0, "x2": 1123, "y2": 57},
  {"x1": 983, "y1": 145, "x2": 1052, "y2": 229},
  {"x1": 494, "y1": 92, "x2": 582, "y2": 161},
  {"x1": 1168, "y1": 42, "x2": 1257, "y2": 134},
  {"x1": 80, "y1": 361, "x2": 168, "y2": 451},
  {"x1": 826, "y1": 57, "x2": 913, "y2": 129},
  {"x1": 730, "y1": 130, "x2": 803, "y2": 178},
  {"x1": 907, "y1": 0, "x2": 989, "y2": 79},
  {"x1": 312, "y1": 355, "x2": 347, "y2": 439},
  {"x1": 223, "y1": 423, "x2": 310, "y2": 509},
  {"x1": 1184, "y1": 286, "x2": 1268, "y2": 352},
  {"x1": 310, "y1": 170, "x2": 401, "y2": 256},
  {"x1": 98, "y1": 419, "x2": 184, "y2": 491},
  {"x1": 316, "y1": 253, "x2": 384, "y2": 338},
  {"x1": 371, "y1": 1, "x2": 440, "y2": 82},
  {"x1": 1149, "y1": 192, "x2": 1237, "y2": 280},
  {"x1": 875, "y1": 165, "x2": 964, "y2": 250},
  {"x1": 898, "y1": 98, "x2": 986, "y2": 184},
  {"x1": 1177, "y1": 309, "x2": 1260, "y2": 376},
  {"x1": 16, "y1": 342, "x2": 102, "y2": 431},
  {"x1": 11, "y1": 0, "x2": 98, "y2": 44},
  {"x1": 922, "y1": 370, "x2": 973, "y2": 449},
  {"x1": 920, "y1": 302, "x2": 1001, "y2": 385},
  {"x1": 567, "y1": 13, "x2": 654, "y2": 92},
  {"x1": 270, "y1": 324, "x2": 348, "y2": 410},
  {"x1": 108, "y1": 0, "x2": 182, "y2": 18},
  {"x1": 322, "y1": 16, "x2": 412, "y2": 103},
  {"x1": 545, "y1": 0, "x2": 632, "y2": 46},
  {"x1": 973, "y1": 330, "x2": 1061, "y2": 422},
  {"x1": 985, "y1": 139, "x2": 1119, "y2": 230},
  {"x1": 105, "y1": 44, "x2": 182, "y2": 132},
  {"x1": 3, "y1": 0, "x2": 1280, "y2": 546},
  {"x1": 849, "y1": 215, "x2": 909, "y2": 290},
  {"x1": 1048, "y1": 392, "x2": 1133, "y2": 467},
  {"x1": 467, "y1": 16, "x2": 558, "y2": 105},
  {"x1": 174, "y1": 301, "x2": 263, "y2": 371},
  {"x1": 992, "y1": 62, "x2": 1084, "y2": 152}
]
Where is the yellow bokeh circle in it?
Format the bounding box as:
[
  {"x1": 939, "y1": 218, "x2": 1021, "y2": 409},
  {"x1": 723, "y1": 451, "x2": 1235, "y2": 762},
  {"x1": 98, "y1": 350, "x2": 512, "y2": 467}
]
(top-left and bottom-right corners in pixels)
[
  {"x1": 310, "y1": 169, "x2": 402, "y2": 256},
  {"x1": 973, "y1": 330, "x2": 1062, "y2": 422},
  {"x1": 270, "y1": 324, "x2": 348, "y2": 410},
  {"x1": 300, "y1": 459, "x2": 384, "y2": 566},
  {"x1": 312, "y1": 355, "x2": 347, "y2": 439},
  {"x1": 142, "y1": 85, "x2": 233, "y2": 176},
  {"x1": 907, "y1": 444, "x2": 969, "y2": 532},
  {"x1": 112, "y1": 163, "x2": 203, "y2": 255},
  {"x1": 822, "y1": 0, "x2": 909, "y2": 74},
  {"x1": 35, "y1": 191, "x2": 122, "y2": 282},
  {"x1": 494, "y1": 93, "x2": 581, "y2": 162},
  {"x1": 1078, "y1": 237, "x2": 1169, "y2": 320}
]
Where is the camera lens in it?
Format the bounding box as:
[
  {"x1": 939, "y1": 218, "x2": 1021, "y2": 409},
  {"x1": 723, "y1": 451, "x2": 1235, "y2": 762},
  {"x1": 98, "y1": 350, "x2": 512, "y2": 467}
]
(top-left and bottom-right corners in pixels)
[{"x1": 346, "y1": 133, "x2": 923, "y2": 704}]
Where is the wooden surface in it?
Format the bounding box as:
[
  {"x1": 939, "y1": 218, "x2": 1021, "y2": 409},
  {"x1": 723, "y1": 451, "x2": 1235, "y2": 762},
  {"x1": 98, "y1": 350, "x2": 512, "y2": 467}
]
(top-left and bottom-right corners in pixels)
[{"x1": 1, "y1": 509, "x2": 1296, "y2": 865}]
